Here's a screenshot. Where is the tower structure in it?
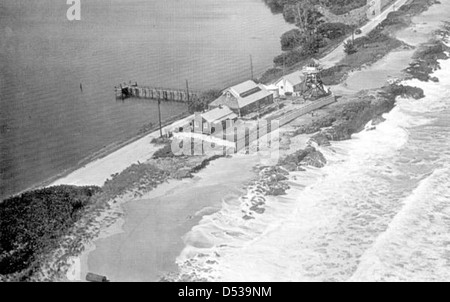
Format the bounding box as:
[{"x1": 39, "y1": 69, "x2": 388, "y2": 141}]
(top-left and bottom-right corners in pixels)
[{"x1": 300, "y1": 64, "x2": 330, "y2": 100}]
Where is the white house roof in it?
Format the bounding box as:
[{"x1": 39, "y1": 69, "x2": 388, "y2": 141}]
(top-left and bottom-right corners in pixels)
[
  {"x1": 201, "y1": 106, "x2": 237, "y2": 123},
  {"x1": 275, "y1": 71, "x2": 306, "y2": 87},
  {"x1": 229, "y1": 80, "x2": 258, "y2": 96},
  {"x1": 210, "y1": 80, "x2": 273, "y2": 110},
  {"x1": 262, "y1": 84, "x2": 279, "y2": 90}
]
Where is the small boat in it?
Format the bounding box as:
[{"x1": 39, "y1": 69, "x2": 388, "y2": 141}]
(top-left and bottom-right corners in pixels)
[{"x1": 86, "y1": 272, "x2": 110, "y2": 282}]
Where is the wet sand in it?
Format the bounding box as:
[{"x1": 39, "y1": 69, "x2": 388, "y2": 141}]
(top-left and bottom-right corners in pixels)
[{"x1": 81, "y1": 155, "x2": 260, "y2": 281}]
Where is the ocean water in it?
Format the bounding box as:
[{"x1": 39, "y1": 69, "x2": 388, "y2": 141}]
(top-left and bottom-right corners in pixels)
[
  {"x1": 171, "y1": 0, "x2": 450, "y2": 276},
  {"x1": 173, "y1": 56, "x2": 450, "y2": 282},
  {"x1": 0, "y1": 0, "x2": 292, "y2": 199}
]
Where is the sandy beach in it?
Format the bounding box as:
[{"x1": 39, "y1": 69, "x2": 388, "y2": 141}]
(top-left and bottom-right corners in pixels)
[
  {"x1": 56, "y1": 0, "x2": 448, "y2": 282},
  {"x1": 51, "y1": 115, "x2": 193, "y2": 187},
  {"x1": 78, "y1": 155, "x2": 261, "y2": 281}
]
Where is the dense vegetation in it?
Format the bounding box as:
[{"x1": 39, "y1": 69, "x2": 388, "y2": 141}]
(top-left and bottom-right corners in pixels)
[
  {"x1": 103, "y1": 163, "x2": 169, "y2": 198},
  {"x1": 280, "y1": 22, "x2": 351, "y2": 52},
  {"x1": 268, "y1": 0, "x2": 356, "y2": 71},
  {"x1": 0, "y1": 186, "x2": 101, "y2": 279},
  {"x1": 187, "y1": 89, "x2": 222, "y2": 113},
  {"x1": 344, "y1": 39, "x2": 357, "y2": 55},
  {"x1": 281, "y1": 29, "x2": 303, "y2": 51},
  {"x1": 322, "y1": 0, "x2": 367, "y2": 15},
  {"x1": 259, "y1": 67, "x2": 284, "y2": 84},
  {"x1": 317, "y1": 22, "x2": 353, "y2": 40},
  {"x1": 263, "y1": 0, "x2": 367, "y2": 16},
  {"x1": 274, "y1": 22, "x2": 352, "y2": 69}
]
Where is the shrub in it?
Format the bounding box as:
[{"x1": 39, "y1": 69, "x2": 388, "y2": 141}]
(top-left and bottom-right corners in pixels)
[
  {"x1": 274, "y1": 49, "x2": 307, "y2": 67},
  {"x1": 262, "y1": 0, "x2": 286, "y2": 14},
  {"x1": 344, "y1": 40, "x2": 357, "y2": 55},
  {"x1": 188, "y1": 89, "x2": 222, "y2": 113},
  {"x1": 152, "y1": 142, "x2": 175, "y2": 159},
  {"x1": 324, "y1": 0, "x2": 367, "y2": 15},
  {"x1": 283, "y1": 5, "x2": 297, "y2": 24},
  {"x1": 317, "y1": 23, "x2": 352, "y2": 40},
  {"x1": 259, "y1": 67, "x2": 283, "y2": 84},
  {"x1": 103, "y1": 163, "x2": 169, "y2": 198},
  {"x1": 320, "y1": 65, "x2": 351, "y2": 85},
  {"x1": 0, "y1": 186, "x2": 101, "y2": 276},
  {"x1": 281, "y1": 29, "x2": 303, "y2": 51}
]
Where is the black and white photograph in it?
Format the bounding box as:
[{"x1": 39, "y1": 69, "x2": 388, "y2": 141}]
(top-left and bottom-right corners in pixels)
[{"x1": 1, "y1": 0, "x2": 449, "y2": 284}]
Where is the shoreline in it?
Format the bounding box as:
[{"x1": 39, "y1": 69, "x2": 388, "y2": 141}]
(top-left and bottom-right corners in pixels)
[
  {"x1": 80, "y1": 156, "x2": 261, "y2": 282},
  {"x1": 2, "y1": 0, "x2": 447, "y2": 282},
  {"x1": 78, "y1": 48, "x2": 448, "y2": 284},
  {"x1": 4, "y1": 0, "x2": 435, "y2": 200},
  {"x1": 60, "y1": 0, "x2": 450, "y2": 282},
  {"x1": 9, "y1": 110, "x2": 191, "y2": 197}
]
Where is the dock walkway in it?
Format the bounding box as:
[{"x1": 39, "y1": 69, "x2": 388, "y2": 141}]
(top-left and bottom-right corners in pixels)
[{"x1": 115, "y1": 83, "x2": 201, "y2": 103}]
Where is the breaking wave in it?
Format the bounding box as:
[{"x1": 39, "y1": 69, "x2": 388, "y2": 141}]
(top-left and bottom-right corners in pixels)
[{"x1": 171, "y1": 47, "x2": 450, "y2": 283}]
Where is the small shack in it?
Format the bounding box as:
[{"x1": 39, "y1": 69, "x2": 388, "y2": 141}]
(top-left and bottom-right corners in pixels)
[
  {"x1": 274, "y1": 71, "x2": 305, "y2": 97},
  {"x1": 262, "y1": 84, "x2": 280, "y2": 99},
  {"x1": 193, "y1": 106, "x2": 238, "y2": 135}
]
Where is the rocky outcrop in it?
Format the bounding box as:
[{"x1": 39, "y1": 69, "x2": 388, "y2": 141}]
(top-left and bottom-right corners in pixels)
[
  {"x1": 301, "y1": 149, "x2": 327, "y2": 168},
  {"x1": 383, "y1": 84, "x2": 425, "y2": 100},
  {"x1": 318, "y1": 92, "x2": 391, "y2": 141},
  {"x1": 260, "y1": 166, "x2": 290, "y2": 196},
  {"x1": 405, "y1": 40, "x2": 450, "y2": 81},
  {"x1": 309, "y1": 132, "x2": 331, "y2": 147},
  {"x1": 299, "y1": 84, "x2": 425, "y2": 143},
  {"x1": 293, "y1": 116, "x2": 336, "y2": 136},
  {"x1": 279, "y1": 146, "x2": 327, "y2": 169}
]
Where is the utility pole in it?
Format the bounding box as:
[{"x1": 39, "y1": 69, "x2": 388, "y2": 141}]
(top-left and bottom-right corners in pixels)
[
  {"x1": 186, "y1": 79, "x2": 190, "y2": 103},
  {"x1": 250, "y1": 54, "x2": 254, "y2": 80},
  {"x1": 158, "y1": 97, "x2": 163, "y2": 138}
]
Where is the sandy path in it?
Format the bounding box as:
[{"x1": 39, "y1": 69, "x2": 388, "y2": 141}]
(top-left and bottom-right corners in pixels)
[{"x1": 320, "y1": 0, "x2": 409, "y2": 69}]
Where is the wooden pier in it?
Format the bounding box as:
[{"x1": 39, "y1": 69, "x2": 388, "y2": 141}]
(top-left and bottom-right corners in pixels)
[{"x1": 115, "y1": 82, "x2": 200, "y2": 103}]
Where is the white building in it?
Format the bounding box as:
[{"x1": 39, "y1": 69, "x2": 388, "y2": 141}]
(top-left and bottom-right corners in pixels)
[{"x1": 274, "y1": 71, "x2": 306, "y2": 97}]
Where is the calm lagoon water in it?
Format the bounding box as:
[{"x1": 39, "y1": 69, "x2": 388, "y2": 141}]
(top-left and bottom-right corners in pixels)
[{"x1": 0, "y1": 0, "x2": 292, "y2": 199}]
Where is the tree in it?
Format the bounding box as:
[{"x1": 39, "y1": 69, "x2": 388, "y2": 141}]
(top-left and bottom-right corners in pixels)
[
  {"x1": 344, "y1": 39, "x2": 357, "y2": 55},
  {"x1": 187, "y1": 89, "x2": 222, "y2": 113},
  {"x1": 317, "y1": 22, "x2": 351, "y2": 40},
  {"x1": 282, "y1": 0, "x2": 325, "y2": 56},
  {"x1": 274, "y1": 49, "x2": 307, "y2": 67},
  {"x1": 294, "y1": 1, "x2": 324, "y2": 42},
  {"x1": 262, "y1": 0, "x2": 288, "y2": 14},
  {"x1": 281, "y1": 29, "x2": 303, "y2": 51}
]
